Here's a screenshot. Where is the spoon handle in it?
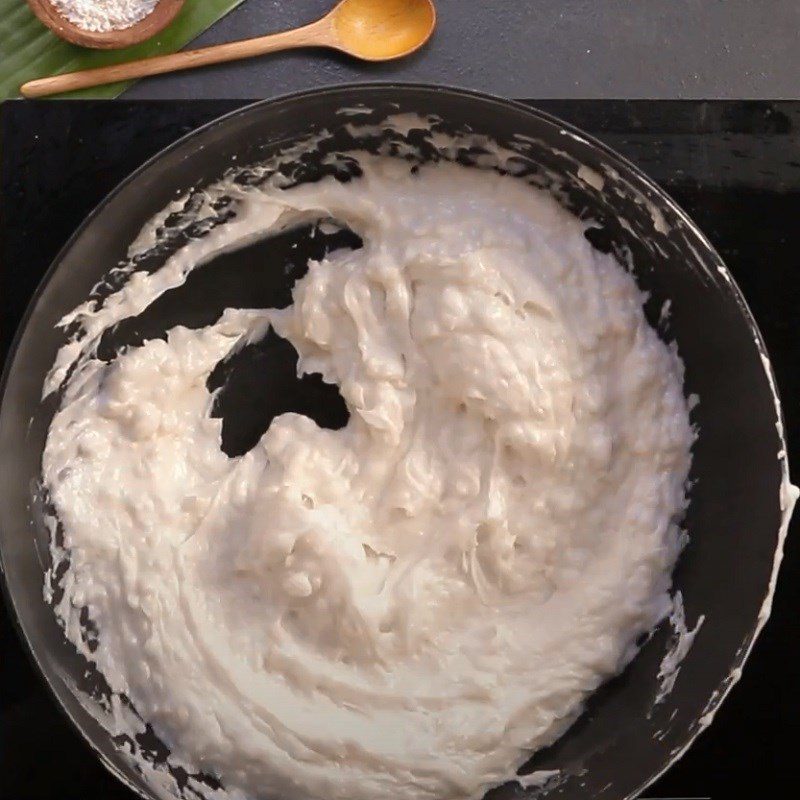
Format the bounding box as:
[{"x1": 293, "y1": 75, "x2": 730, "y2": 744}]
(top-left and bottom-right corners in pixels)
[{"x1": 20, "y1": 20, "x2": 329, "y2": 99}]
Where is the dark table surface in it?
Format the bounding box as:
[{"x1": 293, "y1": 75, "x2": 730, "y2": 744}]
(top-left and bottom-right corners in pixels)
[
  {"x1": 120, "y1": 1, "x2": 800, "y2": 101},
  {"x1": 1, "y1": 100, "x2": 799, "y2": 800}
]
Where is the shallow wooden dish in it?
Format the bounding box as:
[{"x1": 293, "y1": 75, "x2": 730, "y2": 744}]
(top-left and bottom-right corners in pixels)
[{"x1": 26, "y1": 0, "x2": 185, "y2": 50}]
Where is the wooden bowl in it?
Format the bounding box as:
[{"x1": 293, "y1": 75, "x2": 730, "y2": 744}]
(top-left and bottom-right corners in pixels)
[{"x1": 26, "y1": 0, "x2": 185, "y2": 50}]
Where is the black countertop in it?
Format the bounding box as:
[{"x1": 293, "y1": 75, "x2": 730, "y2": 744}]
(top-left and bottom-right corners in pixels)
[{"x1": 1, "y1": 100, "x2": 799, "y2": 800}]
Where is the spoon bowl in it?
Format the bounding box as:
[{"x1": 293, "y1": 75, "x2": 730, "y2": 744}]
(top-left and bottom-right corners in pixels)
[
  {"x1": 26, "y1": 0, "x2": 186, "y2": 50},
  {"x1": 331, "y1": 0, "x2": 437, "y2": 61}
]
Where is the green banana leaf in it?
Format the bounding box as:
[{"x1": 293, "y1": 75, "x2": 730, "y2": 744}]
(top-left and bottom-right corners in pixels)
[{"x1": 0, "y1": 0, "x2": 246, "y2": 98}]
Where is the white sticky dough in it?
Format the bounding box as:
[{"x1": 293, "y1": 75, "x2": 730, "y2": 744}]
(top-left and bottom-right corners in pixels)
[{"x1": 43, "y1": 156, "x2": 694, "y2": 800}]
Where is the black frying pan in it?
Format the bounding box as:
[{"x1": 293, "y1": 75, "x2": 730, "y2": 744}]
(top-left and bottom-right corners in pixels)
[{"x1": 0, "y1": 85, "x2": 791, "y2": 800}]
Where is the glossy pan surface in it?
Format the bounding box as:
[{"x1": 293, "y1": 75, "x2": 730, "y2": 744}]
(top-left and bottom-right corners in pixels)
[{"x1": 0, "y1": 84, "x2": 791, "y2": 800}]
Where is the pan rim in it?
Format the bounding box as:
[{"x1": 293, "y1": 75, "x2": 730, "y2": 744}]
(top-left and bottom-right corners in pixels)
[{"x1": 0, "y1": 82, "x2": 792, "y2": 800}]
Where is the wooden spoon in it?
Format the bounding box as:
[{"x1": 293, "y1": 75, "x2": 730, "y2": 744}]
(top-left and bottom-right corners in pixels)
[
  {"x1": 25, "y1": 0, "x2": 186, "y2": 50},
  {"x1": 20, "y1": 0, "x2": 437, "y2": 98}
]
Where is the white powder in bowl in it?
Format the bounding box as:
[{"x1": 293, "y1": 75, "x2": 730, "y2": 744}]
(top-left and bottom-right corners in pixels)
[{"x1": 49, "y1": 0, "x2": 159, "y2": 33}]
